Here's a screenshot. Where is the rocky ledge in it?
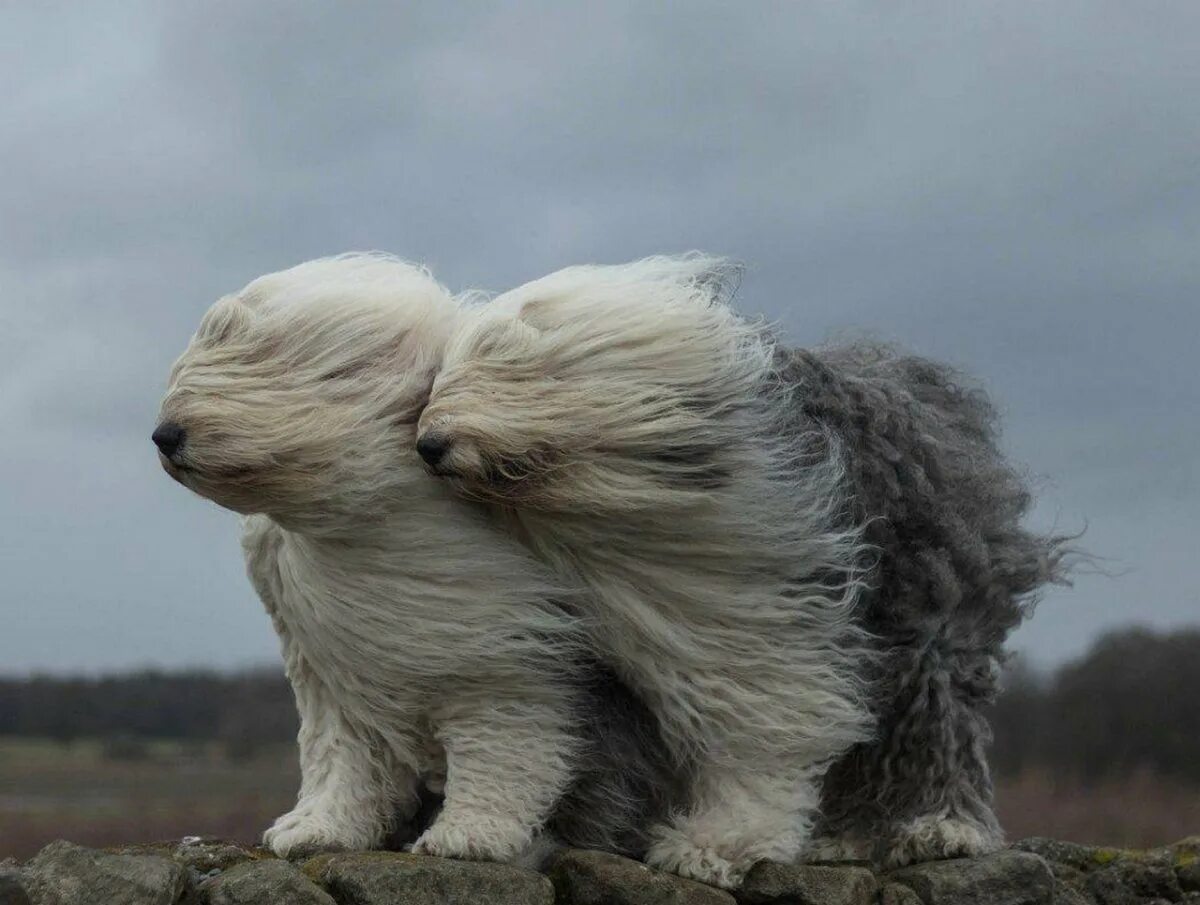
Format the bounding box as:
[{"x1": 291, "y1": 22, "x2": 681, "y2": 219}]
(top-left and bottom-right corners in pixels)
[{"x1": 0, "y1": 835, "x2": 1197, "y2": 905}]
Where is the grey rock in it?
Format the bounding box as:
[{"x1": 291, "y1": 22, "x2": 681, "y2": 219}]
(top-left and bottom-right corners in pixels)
[
  {"x1": 1049, "y1": 859, "x2": 1088, "y2": 877},
  {"x1": 0, "y1": 869, "x2": 32, "y2": 905},
  {"x1": 21, "y1": 840, "x2": 189, "y2": 905},
  {"x1": 1054, "y1": 885, "x2": 1094, "y2": 905},
  {"x1": 888, "y1": 850, "x2": 1054, "y2": 905},
  {"x1": 1086, "y1": 859, "x2": 1182, "y2": 905},
  {"x1": 737, "y1": 862, "x2": 877, "y2": 905},
  {"x1": 1049, "y1": 861, "x2": 1090, "y2": 886},
  {"x1": 1179, "y1": 860, "x2": 1200, "y2": 894},
  {"x1": 1084, "y1": 872, "x2": 1130, "y2": 905},
  {"x1": 1011, "y1": 838, "x2": 1120, "y2": 873},
  {"x1": 1176, "y1": 839, "x2": 1200, "y2": 894},
  {"x1": 199, "y1": 859, "x2": 334, "y2": 905},
  {"x1": 1016, "y1": 836, "x2": 1200, "y2": 902},
  {"x1": 877, "y1": 882, "x2": 924, "y2": 905},
  {"x1": 305, "y1": 851, "x2": 554, "y2": 905},
  {"x1": 550, "y1": 850, "x2": 733, "y2": 905},
  {"x1": 112, "y1": 839, "x2": 266, "y2": 874},
  {"x1": 1049, "y1": 861, "x2": 1096, "y2": 905},
  {"x1": 279, "y1": 842, "x2": 352, "y2": 864}
]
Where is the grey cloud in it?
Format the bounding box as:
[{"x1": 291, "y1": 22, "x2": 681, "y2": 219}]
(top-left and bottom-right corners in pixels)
[{"x1": 1, "y1": 1, "x2": 1197, "y2": 671}]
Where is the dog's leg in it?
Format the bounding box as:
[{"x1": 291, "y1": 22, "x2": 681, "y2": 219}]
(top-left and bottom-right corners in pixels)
[
  {"x1": 263, "y1": 661, "x2": 413, "y2": 858},
  {"x1": 646, "y1": 759, "x2": 819, "y2": 889},
  {"x1": 880, "y1": 694, "x2": 1003, "y2": 865},
  {"x1": 244, "y1": 520, "x2": 413, "y2": 858},
  {"x1": 802, "y1": 830, "x2": 875, "y2": 863},
  {"x1": 850, "y1": 642, "x2": 1004, "y2": 867},
  {"x1": 804, "y1": 744, "x2": 881, "y2": 863},
  {"x1": 412, "y1": 688, "x2": 577, "y2": 863}
]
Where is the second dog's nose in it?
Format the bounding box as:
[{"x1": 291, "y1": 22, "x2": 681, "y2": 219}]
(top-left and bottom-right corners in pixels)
[
  {"x1": 152, "y1": 423, "x2": 186, "y2": 458},
  {"x1": 416, "y1": 434, "x2": 449, "y2": 467}
]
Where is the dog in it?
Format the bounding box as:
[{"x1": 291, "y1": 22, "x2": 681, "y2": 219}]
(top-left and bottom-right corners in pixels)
[
  {"x1": 153, "y1": 254, "x2": 673, "y2": 865},
  {"x1": 418, "y1": 255, "x2": 1070, "y2": 885},
  {"x1": 418, "y1": 256, "x2": 874, "y2": 887}
]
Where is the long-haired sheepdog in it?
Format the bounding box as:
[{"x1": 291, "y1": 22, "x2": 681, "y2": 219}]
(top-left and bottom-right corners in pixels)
[
  {"x1": 153, "y1": 255, "x2": 674, "y2": 865},
  {"x1": 417, "y1": 255, "x2": 1070, "y2": 886}
]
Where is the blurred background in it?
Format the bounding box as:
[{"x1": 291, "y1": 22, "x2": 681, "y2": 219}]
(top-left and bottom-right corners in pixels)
[{"x1": 1, "y1": 2, "x2": 1197, "y2": 858}]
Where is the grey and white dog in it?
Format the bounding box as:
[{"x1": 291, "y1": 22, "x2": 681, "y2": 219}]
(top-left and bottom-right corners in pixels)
[
  {"x1": 419, "y1": 255, "x2": 1070, "y2": 885},
  {"x1": 153, "y1": 255, "x2": 674, "y2": 866}
]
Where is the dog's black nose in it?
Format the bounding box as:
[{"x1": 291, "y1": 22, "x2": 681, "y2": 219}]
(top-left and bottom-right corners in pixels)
[
  {"x1": 416, "y1": 434, "x2": 450, "y2": 468},
  {"x1": 152, "y1": 423, "x2": 186, "y2": 458}
]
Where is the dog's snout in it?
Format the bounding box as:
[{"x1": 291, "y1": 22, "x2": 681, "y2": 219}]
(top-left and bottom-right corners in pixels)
[
  {"x1": 416, "y1": 433, "x2": 450, "y2": 468},
  {"x1": 152, "y1": 423, "x2": 187, "y2": 458}
]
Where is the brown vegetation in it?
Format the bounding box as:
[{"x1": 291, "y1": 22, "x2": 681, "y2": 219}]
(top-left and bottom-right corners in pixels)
[
  {"x1": 995, "y1": 769, "x2": 1200, "y2": 848},
  {"x1": 0, "y1": 739, "x2": 297, "y2": 861}
]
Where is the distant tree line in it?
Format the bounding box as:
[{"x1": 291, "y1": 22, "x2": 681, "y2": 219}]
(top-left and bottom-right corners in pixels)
[
  {"x1": 0, "y1": 627, "x2": 1197, "y2": 781},
  {"x1": 988, "y1": 626, "x2": 1200, "y2": 784},
  {"x1": 0, "y1": 668, "x2": 297, "y2": 757}
]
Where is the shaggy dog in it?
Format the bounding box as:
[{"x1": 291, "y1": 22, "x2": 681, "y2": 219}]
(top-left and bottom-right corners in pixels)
[
  {"x1": 417, "y1": 255, "x2": 1070, "y2": 886},
  {"x1": 153, "y1": 255, "x2": 673, "y2": 865}
]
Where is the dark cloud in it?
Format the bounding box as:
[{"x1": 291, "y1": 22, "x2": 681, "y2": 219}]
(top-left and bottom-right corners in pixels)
[{"x1": 1, "y1": 1, "x2": 1196, "y2": 672}]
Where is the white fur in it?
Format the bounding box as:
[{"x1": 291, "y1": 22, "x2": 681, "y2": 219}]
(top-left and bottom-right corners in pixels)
[
  {"x1": 157, "y1": 255, "x2": 589, "y2": 862},
  {"x1": 420, "y1": 256, "x2": 875, "y2": 887},
  {"x1": 882, "y1": 816, "x2": 995, "y2": 869}
]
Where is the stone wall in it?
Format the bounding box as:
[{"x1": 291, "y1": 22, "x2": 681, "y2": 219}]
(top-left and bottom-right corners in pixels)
[{"x1": 1, "y1": 835, "x2": 1197, "y2": 905}]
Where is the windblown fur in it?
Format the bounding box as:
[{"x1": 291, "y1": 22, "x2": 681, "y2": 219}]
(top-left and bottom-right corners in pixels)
[
  {"x1": 420, "y1": 257, "x2": 876, "y2": 887},
  {"x1": 153, "y1": 255, "x2": 671, "y2": 866},
  {"x1": 419, "y1": 255, "x2": 1070, "y2": 883}
]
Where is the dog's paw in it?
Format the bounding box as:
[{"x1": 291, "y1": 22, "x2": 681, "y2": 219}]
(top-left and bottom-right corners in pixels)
[
  {"x1": 411, "y1": 814, "x2": 532, "y2": 863},
  {"x1": 262, "y1": 810, "x2": 367, "y2": 859},
  {"x1": 645, "y1": 823, "x2": 747, "y2": 889},
  {"x1": 884, "y1": 815, "x2": 999, "y2": 868}
]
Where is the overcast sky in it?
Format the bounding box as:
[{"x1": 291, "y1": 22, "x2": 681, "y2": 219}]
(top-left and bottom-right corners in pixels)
[{"x1": 1, "y1": 2, "x2": 1196, "y2": 674}]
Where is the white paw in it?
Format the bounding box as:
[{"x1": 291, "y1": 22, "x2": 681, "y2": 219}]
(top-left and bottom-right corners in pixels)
[
  {"x1": 262, "y1": 809, "x2": 374, "y2": 859},
  {"x1": 411, "y1": 814, "x2": 532, "y2": 863},
  {"x1": 884, "y1": 815, "x2": 999, "y2": 868},
  {"x1": 645, "y1": 824, "x2": 747, "y2": 890}
]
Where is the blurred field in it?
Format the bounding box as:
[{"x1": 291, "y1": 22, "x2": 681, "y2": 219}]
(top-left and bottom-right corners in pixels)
[
  {"x1": 995, "y1": 768, "x2": 1200, "y2": 848},
  {"x1": 3, "y1": 737, "x2": 1198, "y2": 861},
  {"x1": 0, "y1": 738, "x2": 298, "y2": 860}
]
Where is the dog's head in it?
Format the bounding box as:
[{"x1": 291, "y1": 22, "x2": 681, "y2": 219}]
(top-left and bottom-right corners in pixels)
[
  {"x1": 417, "y1": 255, "x2": 768, "y2": 511},
  {"x1": 155, "y1": 254, "x2": 456, "y2": 523}
]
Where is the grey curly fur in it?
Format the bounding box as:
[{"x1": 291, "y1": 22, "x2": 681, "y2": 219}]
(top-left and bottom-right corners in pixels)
[
  {"x1": 774, "y1": 342, "x2": 1072, "y2": 862},
  {"x1": 549, "y1": 667, "x2": 683, "y2": 857}
]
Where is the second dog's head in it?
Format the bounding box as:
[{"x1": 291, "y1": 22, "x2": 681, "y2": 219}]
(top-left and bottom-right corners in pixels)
[
  {"x1": 418, "y1": 255, "x2": 771, "y2": 512},
  {"x1": 155, "y1": 254, "x2": 457, "y2": 524}
]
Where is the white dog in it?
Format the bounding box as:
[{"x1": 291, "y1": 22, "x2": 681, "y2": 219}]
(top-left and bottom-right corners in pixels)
[
  {"x1": 418, "y1": 256, "x2": 873, "y2": 887},
  {"x1": 154, "y1": 255, "x2": 670, "y2": 864}
]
